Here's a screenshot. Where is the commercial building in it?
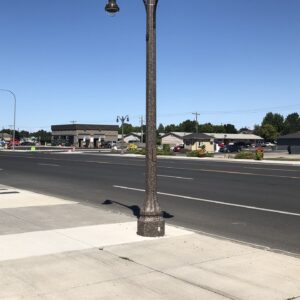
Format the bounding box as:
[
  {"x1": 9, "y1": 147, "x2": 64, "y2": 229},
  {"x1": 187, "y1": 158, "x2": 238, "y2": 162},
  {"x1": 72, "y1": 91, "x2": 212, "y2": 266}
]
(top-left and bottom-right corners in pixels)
[
  {"x1": 0, "y1": 132, "x2": 12, "y2": 142},
  {"x1": 161, "y1": 132, "x2": 263, "y2": 151},
  {"x1": 183, "y1": 133, "x2": 214, "y2": 153},
  {"x1": 277, "y1": 131, "x2": 300, "y2": 154},
  {"x1": 160, "y1": 132, "x2": 192, "y2": 147},
  {"x1": 51, "y1": 124, "x2": 119, "y2": 148},
  {"x1": 208, "y1": 133, "x2": 263, "y2": 145}
]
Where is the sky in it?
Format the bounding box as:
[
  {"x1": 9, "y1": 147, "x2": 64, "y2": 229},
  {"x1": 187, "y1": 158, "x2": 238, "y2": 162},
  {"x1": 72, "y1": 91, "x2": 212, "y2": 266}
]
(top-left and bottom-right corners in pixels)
[{"x1": 0, "y1": 0, "x2": 299, "y2": 132}]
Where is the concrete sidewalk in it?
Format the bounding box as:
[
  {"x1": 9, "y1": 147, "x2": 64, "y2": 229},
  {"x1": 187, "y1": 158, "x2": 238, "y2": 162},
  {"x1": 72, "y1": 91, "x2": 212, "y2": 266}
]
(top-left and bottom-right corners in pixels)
[{"x1": 0, "y1": 185, "x2": 299, "y2": 300}]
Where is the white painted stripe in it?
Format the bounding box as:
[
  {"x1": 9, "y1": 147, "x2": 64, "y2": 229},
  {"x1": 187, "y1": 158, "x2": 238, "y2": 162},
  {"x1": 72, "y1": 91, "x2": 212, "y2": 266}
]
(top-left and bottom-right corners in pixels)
[
  {"x1": 244, "y1": 166, "x2": 300, "y2": 172},
  {"x1": 86, "y1": 160, "x2": 110, "y2": 164},
  {"x1": 158, "y1": 174, "x2": 193, "y2": 180},
  {"x1": 0, "y1": 222, "x2": 192, "y2": 261},
  {"x1": 160, "y1": 166, "x2": 300, "y2": 179},
  {"x1": 38, "y1": 163, "x2": 60, "y2": 167},
  {"x1": 113, "y1": 185, "x2": 300, "y2": 217}
]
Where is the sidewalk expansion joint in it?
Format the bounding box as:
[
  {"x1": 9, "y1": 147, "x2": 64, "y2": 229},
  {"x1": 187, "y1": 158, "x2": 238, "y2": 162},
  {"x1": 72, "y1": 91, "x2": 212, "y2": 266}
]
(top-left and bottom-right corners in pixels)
[
  {"x1": 102, "y1": 248, "x2": 238, "y2": 300},
  {"x1": 286, "y1": 296, "x2": 300, "y2": 300}
]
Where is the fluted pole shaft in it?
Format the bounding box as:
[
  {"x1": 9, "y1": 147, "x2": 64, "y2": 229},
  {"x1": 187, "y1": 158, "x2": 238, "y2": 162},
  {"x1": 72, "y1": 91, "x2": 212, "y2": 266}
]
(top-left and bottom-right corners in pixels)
[{"x1": 137, "y1": 0, "x2": 165, "y2": 237}]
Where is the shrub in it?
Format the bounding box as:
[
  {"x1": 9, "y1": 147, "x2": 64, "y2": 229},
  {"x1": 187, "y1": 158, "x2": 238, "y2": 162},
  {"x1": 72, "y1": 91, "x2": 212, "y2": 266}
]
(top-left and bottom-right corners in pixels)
[
  {"x1": 162, "y1": 144, "x2": 171, "y2": 152},
  {"x1": 234, "y1": 151, "x2": 255, "y2": 159},
  {"x1": 255, "y1": 147, "x2": 264, "y2": 160},
  {"x1": 186, "y1": 149, "x2": 214, "y2": 158},
  {"x1": 127, "y1": 146, "x2": 173, "y2": 156},
  {"x1": 186, "y1": 150, "x2": 200, "y2": 157},
  {"x1": 157, "y1": 144, "x2": 173, "y2": 156},
  {"x1": 127, "y1": 143, "x2": 138, "y2": 151},
  {"x1": 131, "y1": 148, "x2": 146, "y2": 155},
  {"x1": 204, "y1": 152, "x2": 214, "y2": 157}
]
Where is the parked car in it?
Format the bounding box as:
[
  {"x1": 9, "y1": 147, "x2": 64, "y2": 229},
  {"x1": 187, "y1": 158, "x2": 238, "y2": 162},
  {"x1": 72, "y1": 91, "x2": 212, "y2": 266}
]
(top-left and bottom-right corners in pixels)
[
  {"x1": 173, "y1": 144, "x2": 184, "y2": 152},
  {"x1": 8, "y1": 140, "x2": 20, "y2": 148},
  {"x1": 220, "y1": 144, "x2": 241, "y2": 153},
  {"x1": 265, "y1": 142, "x2": 276, "y2": 147},
  {"x1": 234, "y1": 141, "x2": 251, "y2": 149},
  {"x1": 20, "y1": 141, "x2": 36, "y2": 146}
]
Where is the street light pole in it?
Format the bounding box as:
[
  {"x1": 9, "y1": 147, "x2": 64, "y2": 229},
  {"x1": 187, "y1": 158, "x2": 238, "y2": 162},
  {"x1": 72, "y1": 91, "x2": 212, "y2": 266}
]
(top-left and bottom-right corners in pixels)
[
  {"x1": 105, "y1": 0, "x2": 165, "y2": 237},
  {"x1": 0, "y1": 89, "x2": 16, "y2": 151},
  {"x1": 116, "y1": 115, "x2": 129, "y2": 154}
]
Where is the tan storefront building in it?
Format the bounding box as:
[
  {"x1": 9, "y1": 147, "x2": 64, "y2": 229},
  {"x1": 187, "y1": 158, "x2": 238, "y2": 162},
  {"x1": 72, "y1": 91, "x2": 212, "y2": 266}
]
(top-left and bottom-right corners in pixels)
[
  {"x1": 183, "y1": 133, "x2": 214, "y2": 153},
  {"x1": 51, "y1": 124, "x2": 119, "y2": 148}
]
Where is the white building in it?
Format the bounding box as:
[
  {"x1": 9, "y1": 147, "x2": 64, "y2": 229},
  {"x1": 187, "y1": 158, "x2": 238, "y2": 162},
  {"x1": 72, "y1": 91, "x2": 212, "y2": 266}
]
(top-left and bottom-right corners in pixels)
[{"x1": 161, "y1": 132, "x2": 192, "y2": 147}]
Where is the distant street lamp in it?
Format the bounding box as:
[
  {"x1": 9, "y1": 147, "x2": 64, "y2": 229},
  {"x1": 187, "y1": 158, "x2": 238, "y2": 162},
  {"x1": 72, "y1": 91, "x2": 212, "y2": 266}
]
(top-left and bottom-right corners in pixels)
[
  {"x1": 116, "y1": 115, "x2": 129, "y2": 154},
  {"x1": 105, "y1": 0, "x2": 165, "y2": 237},
  {"x1": 0, "y1": 89, "x2": 16, "y2": 151}
]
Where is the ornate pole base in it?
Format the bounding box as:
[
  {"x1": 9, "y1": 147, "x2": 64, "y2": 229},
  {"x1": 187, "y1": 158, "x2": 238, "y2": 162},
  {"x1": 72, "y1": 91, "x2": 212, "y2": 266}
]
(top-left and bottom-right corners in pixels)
[{"x1": 137, "y1": 213, "x2": 165, "y2": 237}]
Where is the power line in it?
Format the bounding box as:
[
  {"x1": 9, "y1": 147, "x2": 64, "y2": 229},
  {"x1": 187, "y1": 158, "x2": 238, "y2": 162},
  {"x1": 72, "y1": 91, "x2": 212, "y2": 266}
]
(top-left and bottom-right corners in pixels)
[{"x1": 157, "y1": 104, "x2": 300, "y2": 118}]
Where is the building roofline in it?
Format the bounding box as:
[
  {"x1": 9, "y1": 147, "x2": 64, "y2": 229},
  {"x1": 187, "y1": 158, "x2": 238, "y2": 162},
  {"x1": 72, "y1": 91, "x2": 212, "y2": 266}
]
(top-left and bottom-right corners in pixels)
[{"x1": 51, "y1": 124, "x2": 119, "y2": 131}]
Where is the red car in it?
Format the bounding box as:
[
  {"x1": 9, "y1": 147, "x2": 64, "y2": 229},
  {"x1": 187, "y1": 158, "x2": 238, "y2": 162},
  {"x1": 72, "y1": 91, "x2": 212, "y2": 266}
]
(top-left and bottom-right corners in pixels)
[
  {"x1": 173, "y1": 144, "x2": 184, "y2": 152},
  {"x1": 8, "y1": 140, "x2": 20, "y2": 148}
]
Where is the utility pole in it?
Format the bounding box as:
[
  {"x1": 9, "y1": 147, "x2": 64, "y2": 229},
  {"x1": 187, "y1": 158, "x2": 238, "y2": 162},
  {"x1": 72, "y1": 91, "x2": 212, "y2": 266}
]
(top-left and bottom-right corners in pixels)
[
  {"x1": 192, "y1": 112, "x2": 200, "y2": 133},
  {"x1": 140, "y1": 115, "x2": 144, "y2": 143},
  {"x1": 70, "y1": 120, "x2": 77, "y2": 124}
]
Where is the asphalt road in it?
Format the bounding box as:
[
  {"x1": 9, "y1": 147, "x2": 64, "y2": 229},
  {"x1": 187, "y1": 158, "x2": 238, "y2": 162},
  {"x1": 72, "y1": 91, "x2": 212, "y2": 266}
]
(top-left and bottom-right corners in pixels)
[{"x1": 0, "y1": 151, "x2": 300, "y2": 255}]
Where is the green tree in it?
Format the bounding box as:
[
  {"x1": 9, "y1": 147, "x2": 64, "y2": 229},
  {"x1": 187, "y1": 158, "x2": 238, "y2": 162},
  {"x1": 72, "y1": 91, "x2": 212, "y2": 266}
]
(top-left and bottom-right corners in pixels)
[
  {"x1": 118, "y1": 123, "x2": 133, "y2": 134},
  {"x1": 199, "y1": 123, "x2": 214, "y2": 133},
  {"x1": 19, "y1": 130, "x2": 30, "y2": 138},
  {"x1": 262, "y1": 112, "x2": 284, "y2": 134},
  {"x1": 164, "y1": 124, "x2": 178, "y2": 132},
  {"x1": 257, "y1": 124, "x2": 279, "y2": 142},
  {"x1": 157, "y1": 123, "x2": 165, "y2": 133},
  {"x1": 213, "y1": 125, "x2": 226, "y2": 133},
  {"x1": 32, "y1": 130, "x2": 52, "y2": 143},
  {"x1": 253, "y1": 124, "x2": 261, "y2": 136},
  {"x1": 282, "y1": 112, "x2": 300, "y2": 135},
  {"x1": 177, "y1": 119, "x2": 197, "y2": 132},
  {"x1": 238, "y1": 127, "x2": 251, "y2": 133},
  {"x1": 223, "y1": 124, "x2": 238, "y2": 133}
]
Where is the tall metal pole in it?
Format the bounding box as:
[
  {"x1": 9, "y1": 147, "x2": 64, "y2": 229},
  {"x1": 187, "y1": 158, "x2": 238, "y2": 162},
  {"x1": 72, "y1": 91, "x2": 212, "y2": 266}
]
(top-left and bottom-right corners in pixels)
[
  {"x1": 116, "y1": 115, "x2": 129, "y2": 155},
  {"x1": 137, "y1": 0, "x2": 165, "y2": 237},
  {"x1": 140, "y1": 115, "x2": 144, "y2": 143},
  {"x1": 121, "y1": 121, "x2": 124, "y2": 154},
  {"x1": 105, "y1": 0, "x2": 165, "y2": 237},
  {"x1": 0, "y1": 89, "x2": 16, "y2": 151}
]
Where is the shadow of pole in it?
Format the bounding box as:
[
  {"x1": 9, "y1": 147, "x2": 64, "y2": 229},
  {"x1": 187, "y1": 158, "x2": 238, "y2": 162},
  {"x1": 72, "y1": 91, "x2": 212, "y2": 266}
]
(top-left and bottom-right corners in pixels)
[{"x1": 102, "y1": 199, "x2": 174, "y2": 219}]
